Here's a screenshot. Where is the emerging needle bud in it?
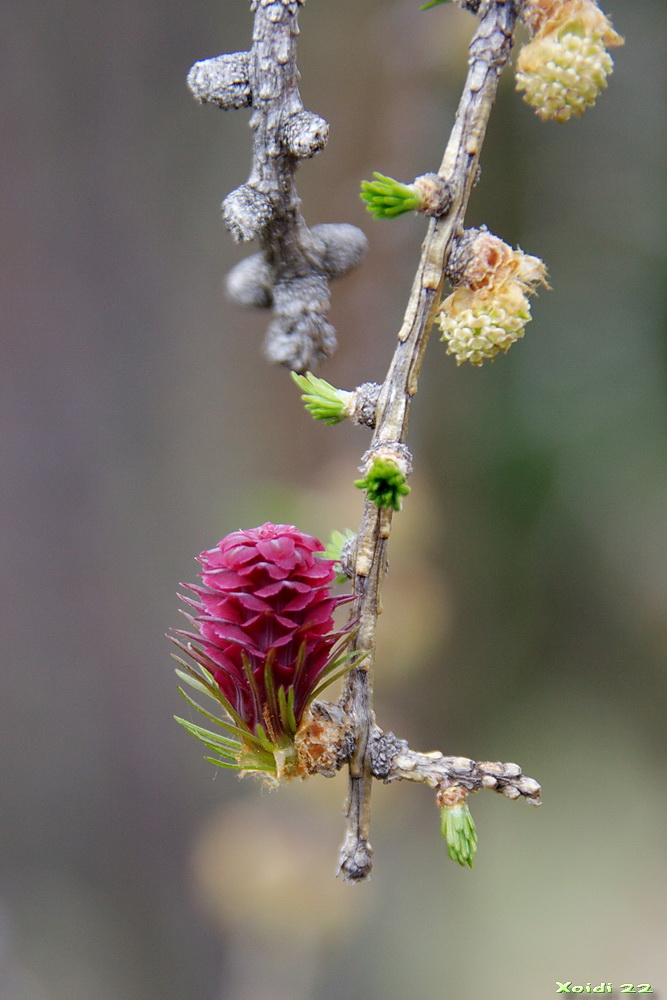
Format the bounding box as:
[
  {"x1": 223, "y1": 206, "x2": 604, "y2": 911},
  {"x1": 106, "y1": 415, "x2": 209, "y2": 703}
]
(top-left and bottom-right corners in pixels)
[
  {"x1": 291, "y1": 371, "x2": 353, "y2": 425},
  {"x1": 360, "y1": 172, "x2": 451, "y2": 220},
  {"x1": 438, "y1": 785, "x2": 478, "y2": 869},
  {"x1": 355, "y1": 445, "x2": 412, "y2": 512}
]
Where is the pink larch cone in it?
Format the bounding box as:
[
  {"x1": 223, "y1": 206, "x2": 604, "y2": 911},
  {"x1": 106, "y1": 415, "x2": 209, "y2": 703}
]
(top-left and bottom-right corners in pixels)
[{"x1": 172, "y1": 523, "x2": 353, "y2": 773}]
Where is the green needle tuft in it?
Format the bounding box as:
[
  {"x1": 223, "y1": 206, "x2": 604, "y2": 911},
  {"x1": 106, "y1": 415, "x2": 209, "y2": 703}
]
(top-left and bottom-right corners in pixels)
[
  {"x1": 360, "y1": 172, "x2": 421, "y2": 220},
  {"x1": 355, "y1": 457, "x2": 411, "y2": 511},
  {"x1": 441, "y1": 801, "x2": 478, "y2": 868},
  {"x1": 322, "y1": 527, "x2": 356, "y2": 583},
  {"x1": 291, "y1": 371, "x2": 350, "y2": 424}
]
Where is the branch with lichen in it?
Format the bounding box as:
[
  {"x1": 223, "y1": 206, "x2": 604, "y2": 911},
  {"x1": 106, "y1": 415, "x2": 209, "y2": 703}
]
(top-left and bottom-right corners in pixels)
[
  {"x1": 177, "y1": 0, "x2": 622, "y2": 881},
  {"x1": 187, "y1": 0, "x2": 367, "y2": 372}
]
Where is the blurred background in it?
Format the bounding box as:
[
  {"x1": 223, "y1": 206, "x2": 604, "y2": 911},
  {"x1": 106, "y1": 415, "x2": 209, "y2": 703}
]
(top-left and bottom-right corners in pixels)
[{"x1": 1, "y1": 1, "x2": 665, "y2": 998}]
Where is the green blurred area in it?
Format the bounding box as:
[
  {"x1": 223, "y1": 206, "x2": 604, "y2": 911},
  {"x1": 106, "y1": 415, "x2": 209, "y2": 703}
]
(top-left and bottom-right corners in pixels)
[{"x1": 0, "y1": 1, "x2": 665, "y2": 998}]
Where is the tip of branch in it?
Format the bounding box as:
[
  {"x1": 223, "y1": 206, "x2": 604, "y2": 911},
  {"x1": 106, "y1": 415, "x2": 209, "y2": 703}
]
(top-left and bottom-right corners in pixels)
[{"x1": 338, "y1": 841, "x2": 373, "y2": 883}]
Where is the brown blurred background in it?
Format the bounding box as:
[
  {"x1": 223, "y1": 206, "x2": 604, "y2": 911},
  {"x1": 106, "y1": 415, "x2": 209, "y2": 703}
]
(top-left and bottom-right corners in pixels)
[{"x1": 1, "y1": 1, "x2": 666, "y2": 998}]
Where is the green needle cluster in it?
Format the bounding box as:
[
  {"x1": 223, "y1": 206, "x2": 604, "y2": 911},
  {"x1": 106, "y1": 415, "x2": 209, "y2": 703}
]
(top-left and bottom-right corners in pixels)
[
  {"x1": 291, "y1": 371, "x2": 348, "y2": 424},
  {"x1": 420, "y1": 0, "x2": 453, "y2": 9},
  {"x1": 323, "y1": 528, "x2": 356, "y2": 583},
  {"x1": 441, "y1": 802, "x2": 478, "y2": 868},
  {"x1": 355, "y1": 457, "x2": 411, "y2": 511},
  {"x1": 360, "y1": 172, "x2": 421, "y2": 220}
]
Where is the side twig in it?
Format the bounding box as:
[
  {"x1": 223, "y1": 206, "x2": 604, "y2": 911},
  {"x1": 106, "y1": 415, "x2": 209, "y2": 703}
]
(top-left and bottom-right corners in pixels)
[
  {"x1": 338, "y1": 0, "x2": 518, "y2": 882},
  {"x1": 188, "y1": 0, "x2": 367, "y2": 371}
]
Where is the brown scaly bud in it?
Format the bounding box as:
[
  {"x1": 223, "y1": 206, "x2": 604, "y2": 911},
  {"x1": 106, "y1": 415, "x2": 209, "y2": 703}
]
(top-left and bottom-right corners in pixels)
[
  {"x1": 517, "y1": 0, "x2": 624, "y2": 122},
  {"x1": 295, "y1": 702, "x2": 352, "y2": 777},
  {"x1": 413, "y1": 173, "x2": 453, "y2": 218},
  {"x1": 438, "y1": 229, "x2": 548, "y2": 366},
  {"x1": 345, "y1": 382, "x2": 381, "y2": 429}
]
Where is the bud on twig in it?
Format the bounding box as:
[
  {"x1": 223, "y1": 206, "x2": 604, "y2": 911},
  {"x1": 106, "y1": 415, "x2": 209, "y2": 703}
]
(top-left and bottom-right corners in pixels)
[
  {"x1": 291, "y1": 371, "x2": 352, "y2": 425},
  {"x1": 355, "y1": 444, "x2": 412, "y2": 512},
  {"x1": 360, "y1": 172, "x2": 451, "y2": 220},
  {"x1": 187, "y1": 52, "x2": 252, "y2": 109},
  {"x1": 438, "y1": 785, "x2": 478, "y2": 868}
]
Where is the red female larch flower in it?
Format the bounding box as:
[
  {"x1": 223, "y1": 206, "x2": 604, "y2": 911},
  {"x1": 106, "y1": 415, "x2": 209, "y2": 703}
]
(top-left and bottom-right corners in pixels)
[{"x1": 171, "y1": 523, "x2": 355, "y2": 780}]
